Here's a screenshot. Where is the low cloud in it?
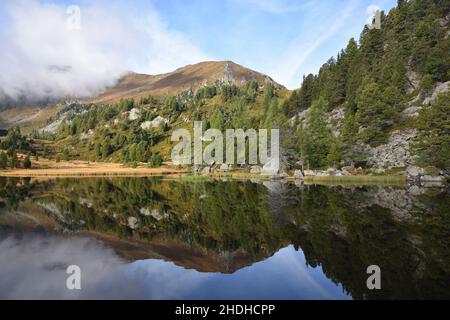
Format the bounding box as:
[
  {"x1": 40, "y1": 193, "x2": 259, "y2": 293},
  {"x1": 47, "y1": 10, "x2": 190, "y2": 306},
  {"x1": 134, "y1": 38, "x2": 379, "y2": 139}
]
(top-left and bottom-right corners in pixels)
[{"x1": 0, "y1": 0, "x2": 209, "y2": 103}]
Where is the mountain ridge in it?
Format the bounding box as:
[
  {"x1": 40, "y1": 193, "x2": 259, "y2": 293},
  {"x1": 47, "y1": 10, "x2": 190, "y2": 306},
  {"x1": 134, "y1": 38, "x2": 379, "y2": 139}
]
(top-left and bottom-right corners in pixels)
[{"x1": 91, "y1": 60, "x2": 285, "y2": 104}]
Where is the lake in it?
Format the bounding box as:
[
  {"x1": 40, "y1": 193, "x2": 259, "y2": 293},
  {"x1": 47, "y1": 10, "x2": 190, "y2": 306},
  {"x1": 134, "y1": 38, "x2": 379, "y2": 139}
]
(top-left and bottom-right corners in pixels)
[{"x1": 0, "y1": 177, "x2": 448, "y2": 299}]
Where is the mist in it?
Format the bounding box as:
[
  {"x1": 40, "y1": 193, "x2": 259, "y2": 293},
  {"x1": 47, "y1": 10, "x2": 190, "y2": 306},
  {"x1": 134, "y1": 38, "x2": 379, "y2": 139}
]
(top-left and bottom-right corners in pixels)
[{"x1": 0, "y1": 0, "x2": 209, "y2": 104}]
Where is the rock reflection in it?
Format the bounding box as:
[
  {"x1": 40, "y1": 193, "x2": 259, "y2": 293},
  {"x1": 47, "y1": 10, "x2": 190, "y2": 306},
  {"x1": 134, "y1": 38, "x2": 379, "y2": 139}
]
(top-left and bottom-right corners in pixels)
[{"x1": 0, "y1": 177, "x2": 448, "y2": 299}]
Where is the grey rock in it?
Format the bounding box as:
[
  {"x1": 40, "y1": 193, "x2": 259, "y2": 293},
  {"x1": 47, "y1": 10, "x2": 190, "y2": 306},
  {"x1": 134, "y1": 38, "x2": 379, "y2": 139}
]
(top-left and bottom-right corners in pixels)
[
  {"x1": 250, "y1": 166, "x2": 262, "y2": 174},
  {"x1": 406, "y1": 165, "x2": 425, "y2": 177},
  {"x1": 201, "y1": 166, "x2": 211, "y2": 175},
  {"x1": 293, "y1": 170, "x2": 304, "y2": 179}
]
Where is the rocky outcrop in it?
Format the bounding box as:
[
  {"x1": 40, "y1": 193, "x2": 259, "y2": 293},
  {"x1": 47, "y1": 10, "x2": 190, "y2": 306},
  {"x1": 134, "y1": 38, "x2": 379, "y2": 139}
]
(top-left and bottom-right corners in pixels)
[
  {"x1": 327, "y1": 105, "x2": 345, "y2": 137},
  {"x1": 140, "y1": 116, "x2": 169, "y2": 130},
  {"x1": 128, "y1": 108, "x2": 141, "y2": 121},
  {"x1": 423, "y1": 81, "x2": 450, "y2": 105},
  {"x1": 368, "y1": 130, "x2": 417, "y2": 169},
  {"x1": 406, "y1": 165, "x2": 446, "y2": 187}
]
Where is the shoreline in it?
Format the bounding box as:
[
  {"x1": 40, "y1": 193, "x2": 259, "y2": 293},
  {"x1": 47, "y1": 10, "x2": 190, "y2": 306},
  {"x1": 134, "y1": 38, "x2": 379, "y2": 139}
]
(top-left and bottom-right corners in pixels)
[
  {"x1": 1, "y1": 160, "x2": 445, "y2": 188},
  {"x1": 0, "y1": 160, "x2": 189, "y2": 177},
  {"x1": 0, "y1": 162, "x2": 407, "y2": 186}
]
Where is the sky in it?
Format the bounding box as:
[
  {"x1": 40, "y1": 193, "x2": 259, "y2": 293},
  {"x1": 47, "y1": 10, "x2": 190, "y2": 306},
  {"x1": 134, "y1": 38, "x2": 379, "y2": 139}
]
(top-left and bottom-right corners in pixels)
[{"x1": 0, "y1": 0, "x2": 397, "y2": 101}]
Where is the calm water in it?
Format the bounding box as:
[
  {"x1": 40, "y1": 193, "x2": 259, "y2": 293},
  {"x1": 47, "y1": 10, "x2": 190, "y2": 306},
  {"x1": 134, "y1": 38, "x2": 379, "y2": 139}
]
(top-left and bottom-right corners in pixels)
[{"x1": 0, "y1": 177, "x2": 448, "y2": 299}]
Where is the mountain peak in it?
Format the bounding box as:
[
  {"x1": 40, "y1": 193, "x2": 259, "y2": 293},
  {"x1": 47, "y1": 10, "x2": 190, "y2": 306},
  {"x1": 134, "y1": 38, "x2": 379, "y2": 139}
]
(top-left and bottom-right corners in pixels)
[{"x1": 92, "y1": 60, "x2": 284, "y2": 104}]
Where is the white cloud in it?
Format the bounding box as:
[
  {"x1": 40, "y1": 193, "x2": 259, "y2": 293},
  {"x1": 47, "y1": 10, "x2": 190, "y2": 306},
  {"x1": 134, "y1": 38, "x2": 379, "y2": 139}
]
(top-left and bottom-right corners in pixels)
[{"x1": 0, "y1": 0, "x2": 209, "y2": 102}]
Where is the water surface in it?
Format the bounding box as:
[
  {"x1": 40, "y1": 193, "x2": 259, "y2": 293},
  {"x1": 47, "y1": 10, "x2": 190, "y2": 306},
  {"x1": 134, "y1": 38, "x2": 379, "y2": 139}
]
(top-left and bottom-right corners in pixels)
[{"x1": 0, "y1": 177, "x2": 448, "y2": 299}]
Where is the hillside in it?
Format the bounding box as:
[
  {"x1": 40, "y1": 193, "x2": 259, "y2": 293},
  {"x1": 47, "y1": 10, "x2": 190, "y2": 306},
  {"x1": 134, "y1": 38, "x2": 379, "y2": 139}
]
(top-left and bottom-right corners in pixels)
[
  {"x1": 0, "y1": 61, "x2": 283, "y2": 133},
  {"x1": 0, "y1": 0, "x2": 448, "y2": 178},
  {"x1": 281, "y1": 0, "x2": 449, "y2": 173},
  {"x1": 91, "y1": 60, "x2": 284, "y2": 104}
]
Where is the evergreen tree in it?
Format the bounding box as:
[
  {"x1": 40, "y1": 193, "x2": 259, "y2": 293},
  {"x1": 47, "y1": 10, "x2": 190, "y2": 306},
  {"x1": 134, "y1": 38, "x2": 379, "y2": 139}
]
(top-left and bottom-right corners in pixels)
[
  {"x1": 301, "y1": 98, "x2": 333, "y2": 169},
  {"x1": 327, "y1": 143, "x2": 343, "y2": 168},
  {"x1": 0, "y1": 152, "x2": 7, "y2": 169},
  {"x1": 355, "y1": 78, "x2": 396, "y2": 146},
  {"x1": 412, "y1": 92, "x2": 450, "y2": 169},
  {"x1": 23, "y1": 155, "x2": 32, "y2": 169},
  {"x1": 9, "y1": 152, "x2": 18, "y2": 168},
  {"x1": 102, "y1": 139, "x2": 112, "y2": 160}
]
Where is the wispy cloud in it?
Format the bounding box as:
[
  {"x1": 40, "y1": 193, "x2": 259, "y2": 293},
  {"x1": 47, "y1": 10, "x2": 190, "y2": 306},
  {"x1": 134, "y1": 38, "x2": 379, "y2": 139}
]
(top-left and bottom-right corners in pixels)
[{"x1": 268, "y1": 0, "x2": 359, "y2": 89}]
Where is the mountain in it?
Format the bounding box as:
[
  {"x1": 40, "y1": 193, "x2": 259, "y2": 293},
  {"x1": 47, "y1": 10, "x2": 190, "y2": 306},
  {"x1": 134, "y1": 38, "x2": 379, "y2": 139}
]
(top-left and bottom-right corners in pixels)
[
  {"x1": 0, "y1": 61, "x2": 284, "y2": 132},
  {"x1": 91, "y1": 60, "x2": 284, "y2": 104},
  {"x1": 2, "y1": 0, "x2": 448, "y2": 174}
]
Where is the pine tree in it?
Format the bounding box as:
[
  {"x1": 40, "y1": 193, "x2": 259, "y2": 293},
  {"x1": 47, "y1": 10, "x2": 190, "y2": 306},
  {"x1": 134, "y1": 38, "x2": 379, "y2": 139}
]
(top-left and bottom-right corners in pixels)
[
  {"x1": 301, "y1": 98, "x2": 333, "y2": 169},
  {"x1": 412, "y1": 92, "x2": 450, "y2": 169},
  {"x1": 0, "y1": 152, "x2": 7, "y2": 169},
  {"x1": 23, "y1": 155, "x2": 32, "y2": 169},
  {"x1": 9, "y1": 152, "x2": 18, "y2": 168},
  {"x1": 355, "y1": 77, "x2": 395, "y2": 146},
  {"x1": 327, "y1": 143, "x2": 342, "y2": 168}
]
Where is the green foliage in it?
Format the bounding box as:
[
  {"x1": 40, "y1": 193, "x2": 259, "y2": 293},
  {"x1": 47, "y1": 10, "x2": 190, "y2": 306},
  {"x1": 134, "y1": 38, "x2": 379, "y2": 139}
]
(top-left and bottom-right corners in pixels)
[
  {"x1": 0, "y1": 152, "x2": 7, "y2": 169},
  {"x1": 150, "y1": 153, "x2": 164, "y2": 167},
  {"x1": 31, "y1": 129, "x2": 55, "y2": 141},
  {"x1": 412, "y1": 92, "x2": 450, "y2": 170},
  {"x1": 195, "y1": 86, "x2": 217, "y2": 100},
  {"x1": 327, "y1": 143, "x2": 343, "y2": 168},
  {"x1": 210, "y1": 107, "x2": 224, "y2": 130},
  {"x1": 300, "y1": 98, "x2": 334, "y2": 169},
  {"x1": 9, "y1": 152, "x2": 18, "y2": 168},
  {"x1": 221, "y1": 84, "x2": 240, "y2": 101},
  {"x1": 355, "y1": 78, "x2": 398, "y2": 146},
  {"x1": 420, "y1": 74, "x2": 434, "y2": 98},
  {"x1": 23, "y1": 155, "x2": 32, "y2": 169},
  {"x1": 279, "y1": 0, "x2": 447, "y2": 165},
  {"x1": 0, "y1": 127, "x2": 30, "y2": 153}
]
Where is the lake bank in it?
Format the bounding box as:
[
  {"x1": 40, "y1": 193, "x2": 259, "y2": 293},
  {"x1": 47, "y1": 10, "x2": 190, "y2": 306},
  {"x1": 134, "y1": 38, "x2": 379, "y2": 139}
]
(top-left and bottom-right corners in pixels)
[
  {"x1": 0, "y1": 160, "x2": 188, "y2": 177},
  {"x1": 1, "y1": 160, "x2": 447, "y2": 188}
]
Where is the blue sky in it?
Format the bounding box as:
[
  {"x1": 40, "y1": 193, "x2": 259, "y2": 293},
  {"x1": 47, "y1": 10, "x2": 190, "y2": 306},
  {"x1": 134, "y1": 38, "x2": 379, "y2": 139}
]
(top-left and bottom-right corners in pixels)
[{"x1": 0, "y1": 0, "x2": 397, "y2": 99}]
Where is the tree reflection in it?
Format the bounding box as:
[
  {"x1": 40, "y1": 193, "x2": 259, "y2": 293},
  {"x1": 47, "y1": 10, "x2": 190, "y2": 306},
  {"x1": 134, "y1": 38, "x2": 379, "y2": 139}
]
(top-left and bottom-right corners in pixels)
[{"x1": 0, "y1": 177, "x2": 449, "y2": 299}]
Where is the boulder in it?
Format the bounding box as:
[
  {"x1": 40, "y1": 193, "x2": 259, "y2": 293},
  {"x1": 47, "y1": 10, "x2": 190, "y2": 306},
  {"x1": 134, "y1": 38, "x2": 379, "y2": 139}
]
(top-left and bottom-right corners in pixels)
[
  {"x1": 127, "y1": 217, "x2": 138, "y2": 230},
  {"x1": 274, "y1": 172, "x2": 289, "y2": 179},
  {"x1": 342, "y1": 165, "x2": 355, "y2": 174},
  {"x1": 423, "y1": 81, "x2": 450, "y2": 105},
  {"x1": 219, "y1": 164, "x2": 230, "y2": 172},
  {"x1": 128, "y1": 108, "x2": 141, "y2": 121},
  {"x1": 421, "y1": 175, "x2": 445, "y2": 183},
  {"x1": 141, "y1": 116, "x2": 169, "y2": 130},
  {"x1": 303, "y1": 170, "x2": 316, "y2": 176},
  {"x1": 293, "y1": 170, "x2": 304, "y2": 179},
  {"x1": 420, "y1": 175, "x2": 446, "y2": 187},
  {"x1": 406, "y1": 165, "x2": 425, "y2": 177},
  {"x1": 250, "y1": 166, "x2": 262, "y2": 174},
  {"x1": 201, "y1": 166, "x2": 211, "y2": 175}
]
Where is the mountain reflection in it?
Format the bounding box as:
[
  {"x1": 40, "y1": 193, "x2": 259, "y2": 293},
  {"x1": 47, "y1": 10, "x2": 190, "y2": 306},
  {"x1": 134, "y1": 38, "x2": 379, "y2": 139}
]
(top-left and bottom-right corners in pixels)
[{"x1": 0, "y1": 177, "x2": 448, "y2": 299}]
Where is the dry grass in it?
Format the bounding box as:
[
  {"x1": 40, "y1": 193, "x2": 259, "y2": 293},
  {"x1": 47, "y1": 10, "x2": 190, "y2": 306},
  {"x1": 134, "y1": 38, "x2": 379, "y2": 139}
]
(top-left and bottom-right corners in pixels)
[
  {"x1": 0, "y1": 159, "x2": 189, "y2": 177},
  {"x1": 90, "y1": 61, "x2": 284, "y2": 104},
  {"x1": 0, "y1": 104, "x2": 62, "y2": 133}
]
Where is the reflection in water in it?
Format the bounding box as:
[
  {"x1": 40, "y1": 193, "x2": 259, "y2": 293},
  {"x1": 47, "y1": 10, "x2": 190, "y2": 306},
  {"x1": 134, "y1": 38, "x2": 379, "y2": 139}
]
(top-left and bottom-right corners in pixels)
[{"x1": 0, "y1": 177, "x2": 448, "y2": 299}]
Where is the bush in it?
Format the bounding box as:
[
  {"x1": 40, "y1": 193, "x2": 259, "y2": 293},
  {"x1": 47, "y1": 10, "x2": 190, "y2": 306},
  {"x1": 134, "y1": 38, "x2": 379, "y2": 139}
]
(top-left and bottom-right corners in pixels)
[
  {"x1": 150, "y1": 153, "x2": 163, "y2": 168},
  {"x1": 23, "y1": 155, "x2": 32, "y2": 169}
]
